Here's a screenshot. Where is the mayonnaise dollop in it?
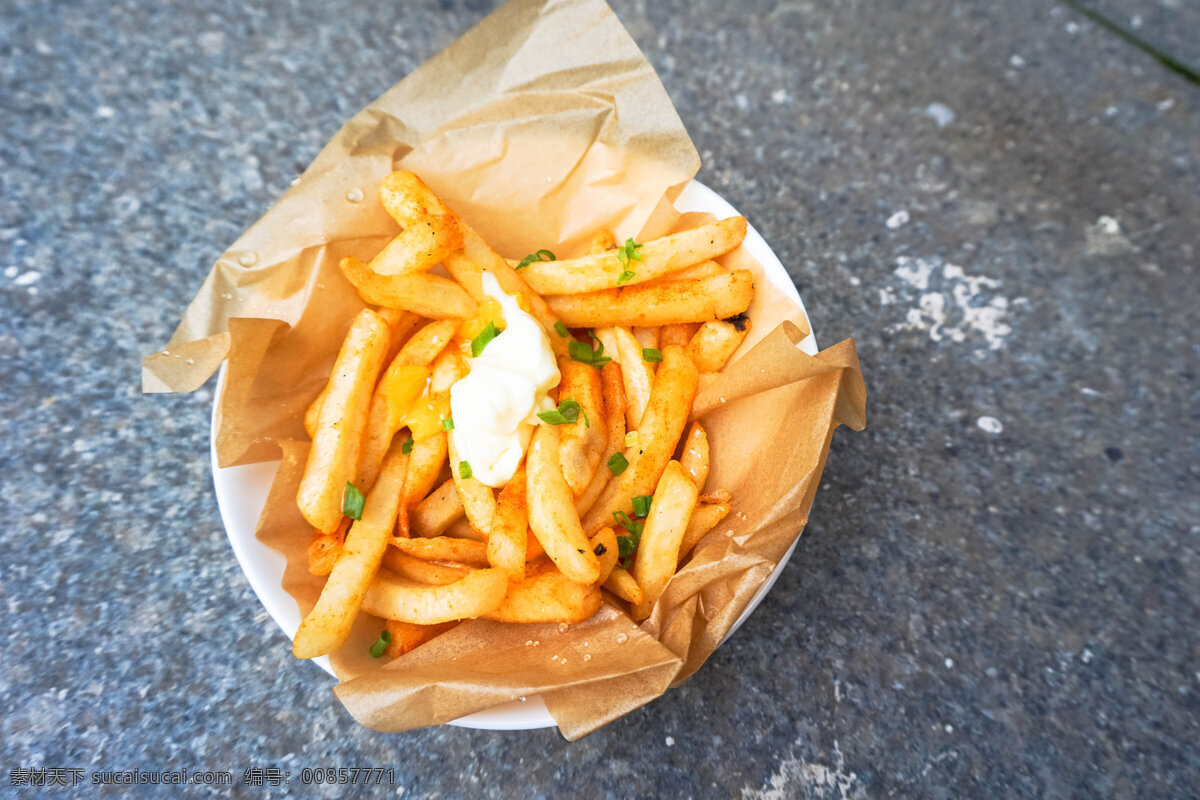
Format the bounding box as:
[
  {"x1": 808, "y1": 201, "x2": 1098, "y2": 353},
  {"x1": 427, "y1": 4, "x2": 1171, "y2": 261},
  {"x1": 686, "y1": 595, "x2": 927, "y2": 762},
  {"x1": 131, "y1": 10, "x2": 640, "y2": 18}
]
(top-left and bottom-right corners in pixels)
[{"x1": 449, "y1": 273, "x2": 560, "y2": 487}]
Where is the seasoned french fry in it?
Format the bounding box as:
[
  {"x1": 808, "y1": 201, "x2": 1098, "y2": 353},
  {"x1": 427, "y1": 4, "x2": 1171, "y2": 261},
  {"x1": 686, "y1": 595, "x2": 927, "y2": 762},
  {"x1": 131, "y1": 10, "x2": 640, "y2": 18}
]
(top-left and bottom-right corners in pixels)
[
  {"x1": 445, "y1": 516, "x2": 487, "y2": 541},
  {"x1": 487, "y1": 466, "x2": 528, "y2": 582},
  {"x1": 411, "y1": 478, "x2": 464, "y2": 538},
  {"x1": 546, "y1": 270, "x2": 754, "y2": 328},
  {"x1": 699, "y1": 488, "x2": 732, "y2": 505},
  {"x1": 679, "y1": 421, "x2": 709, "y2": 491},
  {"x1": 390, "y1": 536, "x2": 490, "y2": 566},
  {"x1": 630, "y1": 460, "x2": 698, "y2": 620},
  {"x1": 382, "y1": 619, "x2": 458, "y2": 658},
  {"x1": 687, "y1": 319, "x2": 748, "y2": 373},
  {"x1": 590, "y1": 527, "x2": 619, "y2": 586},
  {"x1": 659, "y1": 322, "x2": 700, "y2": 348},
  {"x1": 518, "y1": 217, "x2": 747, "y2": 295},
  {"x1": 294, "y1": 439, "x2": 408, "y2": 658},
  {"x1": 297, "y1": 309, "x2": 391, "y2": 533},
  {"x1": 556, "y1": 359, "x2": 606, "y2": 495},
  {"x1": 481, "y1": 566, "x2": 602, "y2": 624},
  {"x1": 610, "y1": 326, "x2": 654, "y2": 429},
  {"x1": 582, "y1": 345, "x2": 699, "y2": 532},
  {"x1": 526, "y1": 424, "x2": 601, "y2": 584},
  {"x1": 395, "y1": 432, "x2": 448, "y2": 537},
  {"x1": 429, "y1": 348, "x2": 469, "y2": 393},
  {"x1": 378, "y1": 308, "x2": 423, "y2": 364},
  {"x1": 363, "y1": 568, "x2": 508, "y2": 624},
  {"x1": 447, "y1": 436, "x2": 496, "y2": 536},
  {"x1": 603, "y1": 566, "x2": 644, "y2": 605},
  {"x1": 382, "y1": 548, "x2": 471, "y2": 585},
  {"x1": 372, "y1": 170, "x2": 463, "y2": 275},
  {"x1": 678, "y1": 501, "x2": 732, "y2": 563},
  {"x1": 643, "y1": 260, "x2": 724, "y2": 287},
  {"x1": 588, "y1": 228, "x2": 617, "y2": 254},
  {"x1": 574, "y1": 361, "x2": 626, "y2": 516},
  {"x1": 303, "y1": 388, "x2": 324, "y2": 440},
  {"x1": 340, "y1": 256, "x2": 477, "y2": 319},
  {"x1": 632, "y1": 326, "x2": 659, "y2": 351}
]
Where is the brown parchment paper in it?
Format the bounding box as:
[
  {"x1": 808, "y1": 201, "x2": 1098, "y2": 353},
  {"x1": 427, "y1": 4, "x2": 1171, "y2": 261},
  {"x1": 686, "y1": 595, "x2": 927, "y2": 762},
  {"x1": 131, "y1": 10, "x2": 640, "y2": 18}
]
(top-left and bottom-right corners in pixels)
[{"x1": 144, "y1": 0, "x2": 866, "y2": 740}]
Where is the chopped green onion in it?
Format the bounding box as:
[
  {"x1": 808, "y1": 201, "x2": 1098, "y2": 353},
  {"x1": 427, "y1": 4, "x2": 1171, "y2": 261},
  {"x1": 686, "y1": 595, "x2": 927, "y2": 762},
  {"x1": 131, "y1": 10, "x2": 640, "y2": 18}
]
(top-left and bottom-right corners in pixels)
[
  {"x1": 607, "y1": 452, "x2": 629, "y2": 476},
  {"x1": 458, "y1": 460, "x2": 473, "y2": 480},
  {"x1": 441, "y1": 417, "x2": 455, "y2": 431},
  {"x1": 568, "y1": 336, "x2": 612, "y2": 369},
  {"x1": 616, "y1": 238, "x2": 644, "y2": 269},
  {"x1": 369, "y1": 629, "x2": 391, "y2": 658},
  {"x1": 631, "y1": 495, "x2": 652, "y2": 518},
  {"x1": 470, "y1": 321, "x2": 499, "y2": 357},
  {"x1": 625, "y1": 431, "x2": 638, "y2": 447},
  {"x1": 642, "y1": 347, "x2": 663, "y2": 363},
  {"x1": 617, "y1": 269, "x2": 636, "y2": 285},
  {"x1": 401, "y1": 438, "x2": 414, "y2": 455},
  {"x1": 342, "y1": 482, "x2": 365, "y2": 520},
  {"x1": 554, "y1": 321, "x2": 569, "y2": 338},
  {"x1": 537, "y1": 398, "x2": 583, "y2": 426},
  {"x1": 614, "y1": 510, "x2": 644, "y2": 569},
  {"x1": 516, "y1": 249, "x2": 556, "y2": 270}
]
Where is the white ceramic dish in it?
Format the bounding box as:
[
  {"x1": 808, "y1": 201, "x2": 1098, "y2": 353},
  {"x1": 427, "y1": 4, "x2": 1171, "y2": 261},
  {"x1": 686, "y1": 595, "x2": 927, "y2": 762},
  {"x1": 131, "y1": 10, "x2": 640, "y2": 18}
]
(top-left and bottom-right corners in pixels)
[{"x1": 211, "y1": 179, "x2": 818, "y2": 730}]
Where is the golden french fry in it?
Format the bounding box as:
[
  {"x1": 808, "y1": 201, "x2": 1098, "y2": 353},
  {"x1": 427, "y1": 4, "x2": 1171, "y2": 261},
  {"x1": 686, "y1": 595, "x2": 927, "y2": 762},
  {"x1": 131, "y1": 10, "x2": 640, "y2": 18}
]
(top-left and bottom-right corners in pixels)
[
  {"x1": 429, "y1": 348, "x2": 468, "y2": 394},
  {"x1": 556, "y1": 358, "x2": 606, "y2": 495},
  {"x1": 679, "y1": 421, "x2": 709, "y2": 491},
  {"x1": 610, "y1": 326, "x2": 654, "y2": 430},
  {"x1": 371, "y1": 170, "x2": 463, "y2": 276},
  {"x1": 632, "y1": 326, "x2": 659, "y2": 351},
  {"x1": 582, "y1": 345, "x2": 698, "y2": 532},
  {"x1": 574, "y1": 361, "x2": 626, "y2": 516},
  {"x1": 699, "y1": 488, "x2": 731, "y2": 505},
  {"x1": 487, "y1": 466, "x2": 528, "y2": 582},
  {"x1": 293, "y1": 439, "x2": 408, "y2": 658},
  {"x1": 378, "y1": 307, "x2": 422, "y2": 364},
  {"x1": 303, "y1": 387, "x2": 324, "y2": 440},
  {"x1": 603, "y1": 566, "x2": 644, "y2": 605},
  {"x1": 396, "y1": 431, "x2": 448, "y2": 537},
  {"x1": 643, "y1": 260, "x2": 724, "y2": 287},
  {"x1": 297, "y1": 309, "x2": 391, "y2": 533},
  {"x1": 390, "y1": 535, "x2": 490, "y2": 566},
  {"x1": 519, "y1": 217, "x2": 747, "y2": 295},
  {"x1": 411, "y1": 477, "x2": 464, "y2": 538},
  {"x1": 340, "y1": 256, "x2": 477, "y2": 319},
  {"x1": 588, "y1": 229, "x2": 617, "y2": 254},
  {"x1": 447, "y1": 436, "x2": 496, "y2": 536},
  {"x1": 382, "y1": 548, "x2": 471, "y2": 585},
  {"x1": 445, "y1": 516, "x2": 487, "y2": 541},
  {"x1": 357, "y1": 364, "x2": 429, "y2": 491},
  {"x1": 546, "y1": 270, "x2": 754, "y2": 328},
  {"x1": 307, "y1": 532, "x2": 342, "y2": 576},
  {"x1": 660, "y1": 322, "x2": 700, "y2": 348},
  {"x1": 687, "y1": 319, "x2": 749, "y2": 373},
  {"x1": 678, "y1": 501, "x2": 731, "y2": 563},
  {"x1": 526, "y1": 424, "x2": 601, "y2": 584},
  {"x1": 481, "y1": 566, "x2": 602, "y2": 624},
  {"x1": 630, "y1": 460, "x2": 698, "y2": 621},
  {"x1": 382, "y1": 619, "x2": 458, "y2": 658},
  {"x1": 363, "y1": 567, "x2": 508, "y2": 624},
  {"x1": 590, "y1": 527, "x2": 619, "y2": 585}
]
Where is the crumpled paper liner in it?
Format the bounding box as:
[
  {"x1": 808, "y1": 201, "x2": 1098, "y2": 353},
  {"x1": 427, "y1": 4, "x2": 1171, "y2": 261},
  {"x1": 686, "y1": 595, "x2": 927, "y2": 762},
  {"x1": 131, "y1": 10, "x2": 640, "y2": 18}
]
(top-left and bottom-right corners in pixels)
[{"x1": 144, "y1": 0, "x2": 866, "y2": 740}]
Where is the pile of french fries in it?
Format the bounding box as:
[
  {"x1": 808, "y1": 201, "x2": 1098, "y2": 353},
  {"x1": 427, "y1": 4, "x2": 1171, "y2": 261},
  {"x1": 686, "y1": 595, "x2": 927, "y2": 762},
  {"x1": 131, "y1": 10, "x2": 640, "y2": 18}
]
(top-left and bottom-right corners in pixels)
[{"x1": 292, "y1": 171, "x2": 753, "y2": 661}]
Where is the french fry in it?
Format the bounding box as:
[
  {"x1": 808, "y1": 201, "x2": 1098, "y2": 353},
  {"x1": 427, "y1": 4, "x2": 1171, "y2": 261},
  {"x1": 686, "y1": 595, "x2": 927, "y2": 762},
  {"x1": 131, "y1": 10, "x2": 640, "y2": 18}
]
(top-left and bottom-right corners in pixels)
[
  {"x1": 582, "y1": 345, "x2": 698, "y2": 532},
  {"x1": 447, "y1": 436, "x2": 496, "y2": 536},
  {"x1": 340, "y1": 256, "x2": 477, "y2": 319},
  {"x1": 588, "y1": 229, "x2": 617, "y2": 254},
  {"x1": 518, "y1": 217, "x2": 747, "y2": 294},
  {"x1": 574, "y1": 361, "x2": 626, "y2": 516},
  {"x1": 293, "y1": 439, "x2": 409, "y2": 658},
  {"x1": 411, "y1": 477, "x2": 464, "y2": 538},
  {"x1": 378, "y1": 308, "x2": 423, "y2": 363},
  {"x1": 659, "y1": 322, "x2": 700, "y2": 348},
  {"x1": 429, "y1": 347, "x2": 469, "y2": 393},
  {"x1": 590, "y1": 527, "x2": 619, "y2": 585},
  {"x1": 526, "y1": 424, "x2": 601, "y2": 584},
  {"x1": 303, "y1": 388, "x2": 324, "y2": 440},
  {"x1": 556, "y1": 358, "x2": 606, "y2": 495},
  {"x1": 610, "y1": 326, "x2": 654, "y2": 429},
  {"x1": 643, "y1": 260, "x2": 724, "y2": 287},
  {"x1": 481, "y1": 566, "x2": 602, "y2": 624},
  {"x1": 390, "y1": 536, "x2": 490, "y2": 566},
  {"x1": 307, "y1": 532, "x2": 342, "y2": 576},
  {"x1": 687, "y1": 319, "x2": 749, "y2": 373},
  {"x1": 679, "y1": 421, "x2": 709, "y2": 491},
  {"x1": 445, "y1": 516, "x2": 487, "y2": 541},
  {"x1": 372, "y1": 170, "x2": 463, "y2": 275},
  {"x1": 699, "y1": 488, "x2": 731, "y2": 505},
  {"x1": 396, "y1": 431, "x2": 448, "y2": 537},
  {"x1": 630, "y1": 460, "x2": 698, "y2": 621},
  {"x1": 487, "y1": 466, "x2": 528, "y2": 582},
  {"x1": 678, "y1": 501, "x2": 731, "y2": 563},
  {"x1": 546, "y1": 270, "x2": 754, "y2": 328},
  {"x1": 297, "y1": 309, "x2": 391, "y2": 533},
  {"x1": 363, "y1": 568, "x2": 509, "y2": 624},
  {"x1": 632, "y1": 326, "x2": 659, "y2": 351},
  {"x1": 382, "y1": 619, "x2": 458, "y2": 658},
  {"x1": 603, "y1": 566, "x2": 644, "y2": 605},
  {"x1": 382, "y1": 548, "x2": 471, "y2": 585}
]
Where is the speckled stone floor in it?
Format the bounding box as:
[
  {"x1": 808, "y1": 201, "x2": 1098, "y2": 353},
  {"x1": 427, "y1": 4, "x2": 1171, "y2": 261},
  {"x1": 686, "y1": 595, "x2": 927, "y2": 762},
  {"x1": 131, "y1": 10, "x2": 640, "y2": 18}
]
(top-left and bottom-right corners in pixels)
[{"x1": 1, "y1": 1, "x2": 1197, "y2": 797}]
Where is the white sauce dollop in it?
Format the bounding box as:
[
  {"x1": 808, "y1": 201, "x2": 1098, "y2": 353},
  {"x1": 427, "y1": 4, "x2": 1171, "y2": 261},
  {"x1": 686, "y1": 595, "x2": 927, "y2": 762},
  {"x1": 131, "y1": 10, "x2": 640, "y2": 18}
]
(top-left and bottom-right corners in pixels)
[{"x1": 449, "y1": 273, "x2": 560, "y2": 487}]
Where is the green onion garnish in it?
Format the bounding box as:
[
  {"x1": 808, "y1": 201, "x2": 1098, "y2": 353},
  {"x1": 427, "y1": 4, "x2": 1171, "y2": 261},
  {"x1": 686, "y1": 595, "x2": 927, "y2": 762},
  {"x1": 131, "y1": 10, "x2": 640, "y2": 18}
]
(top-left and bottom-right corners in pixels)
[
  {"x1": 631, "y1": 495, "x2": 652, "y2": 518},
  {"x1": 402, "y1": 438, "x2": 414, "y2": 455},
  {"x1": 615, "y1": 238, "x2": 643, "y2": 284},
  {"x1": 554, "y1": 321, "x2": 569, "y2": 338},
  {"x1": 342, "y1": 482, "x2": 365, "y2": 520},
  {"x1": 459, "y1": 460, "x2": 473, "y2": 480},
  {"x1": 607, "y1": 452, "x2": 629, "y2": 476},
  {"x1": 369, "y1": 630, "x2": 391, "y2": 658},
  {"x1": 470, "y1": 321, "x2": 499, "y2": 357},
  {"x1": 642, "y1": 347, "x2": 662, "y2": 363},
  {"x1": 568, "y1": 335, "x2": 611, "y2": 369},
  {"x1": 516, "y1": 249, "x2": 556, "y2": 270},
  {"x1": 537, "y1": 398, "x2": 585, "y2": 426},
  {"x1": 442, "y1": 417, "x2": 455, "y2": 431}
]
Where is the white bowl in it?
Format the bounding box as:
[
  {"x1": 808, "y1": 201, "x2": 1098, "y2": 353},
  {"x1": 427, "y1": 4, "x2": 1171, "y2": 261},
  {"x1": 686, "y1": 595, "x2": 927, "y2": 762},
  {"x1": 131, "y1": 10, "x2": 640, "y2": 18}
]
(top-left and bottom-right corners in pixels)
[{"x1": 211, "y1": 179, "x2": 818, "y2": 730}]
